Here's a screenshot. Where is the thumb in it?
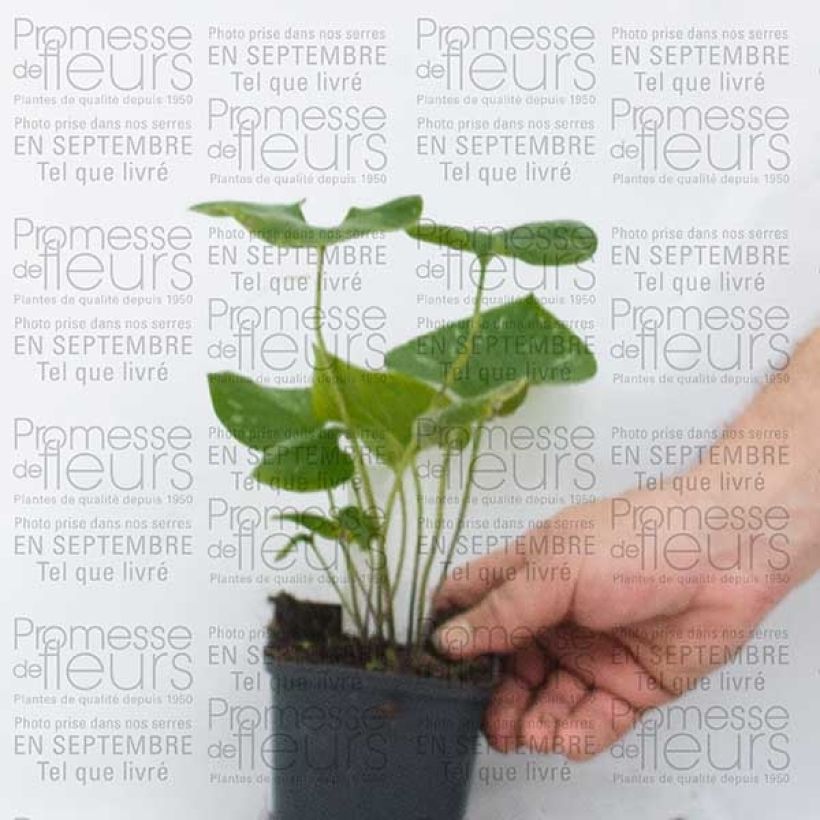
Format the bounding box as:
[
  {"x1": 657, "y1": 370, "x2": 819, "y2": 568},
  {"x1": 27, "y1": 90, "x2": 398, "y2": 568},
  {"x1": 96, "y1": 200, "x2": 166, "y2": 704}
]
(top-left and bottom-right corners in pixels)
[{"x1": 433, "y1": 559, "x2": 578, "y2": 660}]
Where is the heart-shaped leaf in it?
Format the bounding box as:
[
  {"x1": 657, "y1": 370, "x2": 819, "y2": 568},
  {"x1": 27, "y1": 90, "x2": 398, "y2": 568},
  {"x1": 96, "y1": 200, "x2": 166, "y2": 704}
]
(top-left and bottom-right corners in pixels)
[
  {"x1": 191, "y1": 196, "x2": 423, "y2": 248},
  {"x1": 208, "y1": 372, "x2": 318, "y2": 451},
  {"x1": 407, "y1": 220, "x2": 597, "y2": 266},
  {"x1": 279, "y1": 512, "x2": 340, "y2": 540},
  {"x1": 276, "y1": 533, "x2": 313, "y2": 561},
  {"x1": 209, "y1": 372, "x2": 354, "y2": 492},
  {"x1": 280, "y1": 506, "x2": 380, "y2": 551},
  {"x1": 415, "y1": 378, "x2": 529, "y2": 450},
  {"x1": 406, "y1": 222, "x2": 496, "y2": 261},
  {"x1": 254, "y1": 428, "x2": 354, "y2": 492},
  {"x1": 312, "y1": 351, "x2": 442, "y2": 467},
  {"x1": 335, "y1": 506, "x2": 381, "y2": 550},
  {"x1": 385, "y1": 295, "x2": 596, "y2": 397}
]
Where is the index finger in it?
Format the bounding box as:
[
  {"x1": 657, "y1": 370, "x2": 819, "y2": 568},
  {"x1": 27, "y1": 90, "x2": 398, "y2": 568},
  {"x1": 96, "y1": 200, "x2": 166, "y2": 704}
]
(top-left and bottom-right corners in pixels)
[
  {"x1": 433, "y1": 545, "x2": 526, "y2": 614},
  {"x1": 434, "y1": 562, "x2": 577, "y2": 660}
]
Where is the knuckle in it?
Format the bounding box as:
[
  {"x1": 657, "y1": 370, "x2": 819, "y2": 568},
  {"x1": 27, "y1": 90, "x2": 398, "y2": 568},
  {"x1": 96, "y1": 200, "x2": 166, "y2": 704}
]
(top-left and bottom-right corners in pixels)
[{"x1": 484, "y1": 584, "x2": 519, "y2": 630}]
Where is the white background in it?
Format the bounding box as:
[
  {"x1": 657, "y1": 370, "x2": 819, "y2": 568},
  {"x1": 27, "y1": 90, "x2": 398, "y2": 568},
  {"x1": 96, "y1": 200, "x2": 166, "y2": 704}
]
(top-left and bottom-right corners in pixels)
[{"x1": 3, "y1": 0, "x2": 819, "y2": 818}]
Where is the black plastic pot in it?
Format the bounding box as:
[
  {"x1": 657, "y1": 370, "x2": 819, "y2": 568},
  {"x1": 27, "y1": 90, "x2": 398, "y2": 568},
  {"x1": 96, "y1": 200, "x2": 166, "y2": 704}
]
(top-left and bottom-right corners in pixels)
[{"x1": 266, "y1": 660, "x2": 489, "y2": 820}]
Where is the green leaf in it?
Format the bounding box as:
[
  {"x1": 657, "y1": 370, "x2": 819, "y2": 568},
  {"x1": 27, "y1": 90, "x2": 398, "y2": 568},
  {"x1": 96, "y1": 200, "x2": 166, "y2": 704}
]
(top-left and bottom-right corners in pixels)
[
  {"x1": 494, "y1": 222, "x2": 597, "y2": 266},
  {"x1": 253, "y1": 428, "x2": 354, "y2": 492},
  {"x1": 279, "y1": 506, "x2": 380, "y2": 551},
  {"x1": 385, "y1": 295, "x2": 596, "y2": 398},
  {"x1": 335, "y1": 506, "x2": 381, "y2": 550},
  {"x1": 406, "y1": 222, "x2": 495, "y2": 261},
  {"x1": 312, "y1": 350, "x2": 442, "y2": 467},
  {"x1": 191, "y1": 196, "x2": 423, "y2": 248},
  {"x1": 280, "y1": 512, "x2": 340, "y2": 540},
  {"x1": 406, "y1": 220, "x2": 597, "y2": 266},
  {"x1": 209, "y1": 372, "x2": 354, "y2": 492},
  {"x1": 208, "y1": 372, "x2": 318, "y2": 451},
  {"x1": 416, "y1": 379, "x2": 529, "y2": 450},
  {"x1": 276, "y1": 533, "x2": 313, "y2": 561}
]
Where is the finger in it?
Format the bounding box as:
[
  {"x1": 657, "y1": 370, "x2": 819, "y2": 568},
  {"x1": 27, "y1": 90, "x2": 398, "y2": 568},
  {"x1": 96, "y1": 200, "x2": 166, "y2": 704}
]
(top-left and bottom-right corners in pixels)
[
  {"x1": 433, "y1": 545, "x2": 526, "y2": 614},
  {"x1": 484, "y1": 645, "x2": 548, "y2": 753},
  {"x1": 519, "y1": 668, "x2": 588, "y2": 754},
  {"x1": 553, "y1": 689, "x2": 639, "y2": 761},
  {"x1": 611, "y1": 606, "x2": 743, "y2": 696},
  {"x1": 540, "y1": 624, "x2": 674, "y2": 710},
  {"x1": 434, "y1": 563, "x2": 577, "y2": 660},
  {"x1": 507, "y1": 641, "x2": 550, "y2": 690}
]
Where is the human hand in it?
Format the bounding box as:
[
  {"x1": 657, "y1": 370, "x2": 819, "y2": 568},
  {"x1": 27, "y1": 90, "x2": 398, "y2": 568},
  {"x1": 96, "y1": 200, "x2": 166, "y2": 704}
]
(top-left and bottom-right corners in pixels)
[
  {"x1": 432, "y1": 489, "x2": 788, "y2": 760},
  {"x1": 433, "y1": 329, "x2": 820, "y2": 760}
]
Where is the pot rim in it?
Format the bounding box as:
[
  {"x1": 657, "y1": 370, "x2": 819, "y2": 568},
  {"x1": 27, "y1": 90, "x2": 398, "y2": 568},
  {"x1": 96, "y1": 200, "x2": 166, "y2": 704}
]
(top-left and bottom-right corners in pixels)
[{"x1": 266, "y1": 658, "x2": 493, "y2": 703}]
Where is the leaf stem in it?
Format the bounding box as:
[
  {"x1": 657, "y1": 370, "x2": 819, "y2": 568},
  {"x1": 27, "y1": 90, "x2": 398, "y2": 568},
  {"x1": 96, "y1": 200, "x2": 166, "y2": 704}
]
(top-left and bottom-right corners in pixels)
[
  {"x1": 348, "y1": 552, "x2": 379, "y2": 638},
  {"x1": 325, "y1": 490, "x2": 371, "y2": 638},
  {"x1": 390, "y1": 255, "x2": 492, "y2": 649},
  {"x1": 390, "y1": 477, "x2": 409, "y2": 596},
  {"x1": 440, "y1": 257, "x2": 489, "y2": 394},
  {"x1": 314, "y1": 246, "x2": 392, "y2": 642},
  {"x1": 312, "y1": 247, "x2": 493, "y2": 653},
  {"x1": 363, "y1": 557, "x2": 376, "y2": 637},
  {"x1": 437, "y1": 423, "x2": 483, "y2": 592},
  {"x1": 307, "y1": 539, "x2": 360, "y2": 630},
  {"x1": 341, "y1": 543, "x2": 365, "y2": 639},
  {"x1": 406, "y1": 459, "x2": 425, "y2": 646},
  {"x1": 415, "y1": 447, "x2": 452, "y2": 646},
  {"x1": 408, "y1": 257, "x2": 490, "y2": 648}
]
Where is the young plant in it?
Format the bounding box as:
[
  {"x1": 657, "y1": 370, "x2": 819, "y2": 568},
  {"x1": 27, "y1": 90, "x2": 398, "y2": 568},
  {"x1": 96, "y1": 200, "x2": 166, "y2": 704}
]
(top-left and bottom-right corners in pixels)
[{"x1": 193, "y1": 195, "x2": 597, "y2": 667}]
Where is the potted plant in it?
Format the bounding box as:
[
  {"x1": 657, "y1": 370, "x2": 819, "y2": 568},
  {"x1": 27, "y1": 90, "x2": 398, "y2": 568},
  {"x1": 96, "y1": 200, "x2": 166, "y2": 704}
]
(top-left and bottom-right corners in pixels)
[{"x1": 191, "y1": 195, "x2": 598, "y2": 819}]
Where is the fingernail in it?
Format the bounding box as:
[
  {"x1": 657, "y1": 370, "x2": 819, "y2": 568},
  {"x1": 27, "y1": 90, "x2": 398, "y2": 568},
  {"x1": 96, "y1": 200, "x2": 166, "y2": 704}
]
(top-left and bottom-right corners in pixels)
[{"x1": 434, "y1": 617, "x2": 471, "y2": 656}]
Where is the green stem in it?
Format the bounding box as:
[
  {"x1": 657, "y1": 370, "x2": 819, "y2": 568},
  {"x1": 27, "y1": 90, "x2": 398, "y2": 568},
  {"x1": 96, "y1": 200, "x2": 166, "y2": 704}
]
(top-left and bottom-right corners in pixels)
[
  {"x1": 314, "y1": 249, "x2": 376, "y2": 509},
  {"x1": 329, "y1": 491, "x2": 364, "y2": 637},
  {"x1": 387, "y1": 256, "x2": 492, "y2": 649},
  {"x1": 365, "y1": 456, "x2": 419, "y2": 647},
  {"x1": 416, "y1": 256, "x2": 490, "y2": 642},
  {"x1": 406, "y1": 459, "x2": 425, "y2": 646},
  {"x1": 314, "y1": 259, "x2": 364, "y2": 508},
  {"x1": 341, "y1": 543, "x2": 364, "y2": 639},
  {"x1": 314, "y1": 246, "x2": 388, "y2": 638},
  {"x1": 373, "y1": 451, "x2": 417, "y2": 636},
  {"x1": 437, "y1": 423, "x2": 483, "y2": 593},
  {"x1": 390, "y1": 477, "x2": 409, "y2": 596},
  {"x1": 363, "y1": 557, "x2": 376, "y2": 637},
  {"x1": 307, "y1": 539, "x2": 360, "y2": 631},
  {"x1": 375, "y1": 499, "x2": 397, "y2": 644},
  {"x1": 374, "y1": 553, "x2": 384, "y2": 639},
  {"x1": 409, "y1": 259, "x2": 490, "y2": 647},
  {"x1": 348, "y1": 552, "x2": 379, "y2": 635},
  {"x1": 416, "y1": 447, "x2": 452, "y2": 646},
  {"x1": 440, "y1": 257, "x2": 489, "y2": 395},
  {"x1": 314, "y1": 249, "x2": 492, "y2": 651}
]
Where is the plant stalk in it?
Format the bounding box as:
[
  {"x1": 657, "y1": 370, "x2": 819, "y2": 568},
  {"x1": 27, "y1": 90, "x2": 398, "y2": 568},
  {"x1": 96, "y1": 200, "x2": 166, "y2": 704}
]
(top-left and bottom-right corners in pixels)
[
  {"x1": 409, "y1": 257, "x2": 490, "y2": 645},
  {"x1": 326, "y1": 490, "x2": 367, "y2": 638},
  {"x1": 415, "y1": 447, "x2": 452, "y2": 646},
  {"x1": 314, "y1": 247, "x2": 394, "y2": 643},
  {"x1": 307, "y1": 539, "x2": 361, "y2": 632},
  {"x1": 437, "y1": 423, "x2": 483, "y2": 592},
  {"x1": 390, "y1": 477, "x2": 409, "y2": 596},
  {"x1": 313, "y1": 248, "x2": 493, "y2": 652},
  {"x1": 440, "y1": 257, "x2": 489, "y2": 394},
  {"x1": 405, "y1": 459, "x2": 425, "y2": 646}
]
